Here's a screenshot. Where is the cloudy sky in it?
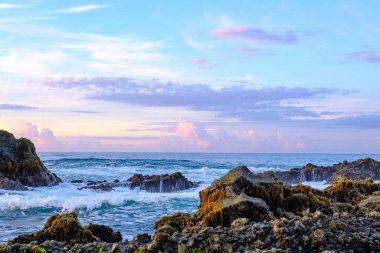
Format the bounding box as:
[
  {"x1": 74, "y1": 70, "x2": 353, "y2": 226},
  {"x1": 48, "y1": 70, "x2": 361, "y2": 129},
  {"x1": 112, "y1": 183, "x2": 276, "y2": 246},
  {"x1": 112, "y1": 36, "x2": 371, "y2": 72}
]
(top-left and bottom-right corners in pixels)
[{"x1": 1, "y1": 0, "x2": 379, "y2": 153}]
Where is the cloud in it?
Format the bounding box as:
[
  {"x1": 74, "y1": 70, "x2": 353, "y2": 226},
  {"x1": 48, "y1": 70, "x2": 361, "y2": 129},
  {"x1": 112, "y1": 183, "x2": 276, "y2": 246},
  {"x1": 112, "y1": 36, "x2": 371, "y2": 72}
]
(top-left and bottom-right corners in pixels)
[
  {"x1": 0, "y1": 3, "x2": 30, "y2": 9},
  {"x1": 347, "y1": 49, "x2": 380, "y2": 63},
  {"x1": 176, "y1": 118, "x2": 212, "y2": 149},
  {"x1": 0, "y1": 103, "x2": 36, "y2": 110},
  {"x1": 189, "y1": 58, "x2": 208, "y2": 64},
  {"x1": 209, "y1": 26, "x2": 300, "y2": 44},
  {"x1": 276, "y1": 130, "x2": 304, "y2": 150},
  {"x1": 40, "y1": 77, "x2": 337, "y2": 121},
  {"x1": 188, "y1": 58, "x2": 218, "y2": 70},
  {"x1": 56, "y1": 4, "x2": 114, "y2": 14},
  {"x1": 13, "y1": 122, "x2": 63, "y2": 151}
]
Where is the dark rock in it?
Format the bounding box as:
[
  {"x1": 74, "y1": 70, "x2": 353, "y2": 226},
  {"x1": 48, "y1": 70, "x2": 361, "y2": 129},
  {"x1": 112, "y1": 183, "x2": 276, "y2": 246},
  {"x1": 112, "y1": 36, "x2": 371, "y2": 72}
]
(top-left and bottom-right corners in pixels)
[
  {"x1": 127, "y1": 172, "x2": 200, "y2": 193},
  {"x1": 76, "y1": 171, "x2": 200, "y2": 192},
  {"x1": 262, "y1": 157, "x2": 380, "y2": 184},
  {"x1": 71, "y1": 180, "x2": 84, "y2": 184},
  {"x1": 0, "y1": 175, "x2": 28, "y2": 191},
  {"x1": 78, "y1": 183, "x2": 113, "y2": 191},
  {"x1": 86, "y1": 223, "x2": 122, "y2": 243},
  {"x1": 0, "y1": 130, "x2": 62, "y2": 190}
]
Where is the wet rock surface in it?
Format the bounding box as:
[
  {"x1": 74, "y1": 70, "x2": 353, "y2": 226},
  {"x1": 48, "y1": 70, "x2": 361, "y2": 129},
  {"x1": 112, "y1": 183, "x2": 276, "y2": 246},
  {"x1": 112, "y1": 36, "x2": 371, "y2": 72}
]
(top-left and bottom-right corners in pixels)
[
  {"x1": 2, "y1": 161, "x2": 380, "y2": 252},
  {"x1": 263, "y1": 157, "x2": 380, "y2": 184},
  {"x1": 0, "y1": 130, "x2": 62, "y2": 190},
  {"x1": 75, "y1": 171, "x2": 200, "y2": 192}
]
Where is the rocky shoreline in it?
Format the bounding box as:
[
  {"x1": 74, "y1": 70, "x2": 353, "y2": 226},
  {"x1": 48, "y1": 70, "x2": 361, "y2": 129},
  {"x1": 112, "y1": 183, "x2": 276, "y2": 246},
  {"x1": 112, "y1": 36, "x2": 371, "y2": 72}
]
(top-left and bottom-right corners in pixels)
[
  {"x1": 1, "y1": 130, "x2": 380, "y2": 252},
  {"x1": 2, "y1": 165, "x2": 380, "y2": 252}
]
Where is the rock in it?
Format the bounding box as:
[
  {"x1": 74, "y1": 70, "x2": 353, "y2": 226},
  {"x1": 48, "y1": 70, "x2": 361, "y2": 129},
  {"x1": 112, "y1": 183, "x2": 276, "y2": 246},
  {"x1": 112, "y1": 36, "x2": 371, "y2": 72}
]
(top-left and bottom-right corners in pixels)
[
  {"x1": 71, "y1": 180, "x2": 84, "y2": 183},
  {"x1": 11, "y1": 212, "x2": 98, "y2": 244},
  {"x1": 324, "y1": 178, "x2": 380, "y2": 204},
  {"x1": 78, "y1": 183, "x2": 113, "y2": 191},
  {"x1": 77, "y1": 171, "x2": 200, "y2": 192},
  {"x1": 154, "y1": 212, "x2": 192, "y2": 233},
  {"x1": 86, "y1": 223, "x2": 122, "y2": 243},
  {"x1": 0, "y1": 175, "x2": 28, "y2": 191},
  {"x1": 39, "y1": 240, "x2": 65, "y2": 253},
  {"x1": 127, "y1": 172, "x2": 200, "y2": 193},
  {"x1": 264, "y1": 158, "x2": 380, "y2": 184},
  {"x1": 231, "y1": 218, "x2": 249, "y2": 228},
  {"x1": 0, "y1": 130, "x2": 62, "y2": 190},
  {"x1": 194, "y1": 166, "x2": 330, "y2": 227}
]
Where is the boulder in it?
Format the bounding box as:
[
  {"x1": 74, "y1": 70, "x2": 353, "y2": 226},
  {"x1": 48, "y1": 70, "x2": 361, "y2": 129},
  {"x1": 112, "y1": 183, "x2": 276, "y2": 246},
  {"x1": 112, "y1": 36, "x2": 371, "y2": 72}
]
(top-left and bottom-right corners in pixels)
[
  {"x1": 11, "y1": 212, "x2": 98, "y2": 244},
  {"x1": 194, "y1": 166, "x2": 330, "y2": 227},
  {"x1": 0, "y1": 130, "x2": 62, "y2": 190},
  {"x1": 86, "y1": 223, "x2": 122, "y2": 243}
]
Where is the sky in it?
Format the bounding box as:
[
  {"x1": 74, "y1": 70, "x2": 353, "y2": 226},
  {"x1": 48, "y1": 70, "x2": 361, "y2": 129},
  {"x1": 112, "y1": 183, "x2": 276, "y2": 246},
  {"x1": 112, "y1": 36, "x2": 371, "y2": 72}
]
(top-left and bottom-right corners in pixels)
[{"x1": 0, "y1": 0, "x2": 380, "y2": 153}]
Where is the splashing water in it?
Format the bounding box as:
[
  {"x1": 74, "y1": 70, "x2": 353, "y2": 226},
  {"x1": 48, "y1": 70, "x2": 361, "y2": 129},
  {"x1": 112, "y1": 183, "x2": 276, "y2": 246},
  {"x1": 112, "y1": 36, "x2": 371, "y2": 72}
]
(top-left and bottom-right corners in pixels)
[{"x1": 1, "y1": 152, "x2": 379, "y2": 243}]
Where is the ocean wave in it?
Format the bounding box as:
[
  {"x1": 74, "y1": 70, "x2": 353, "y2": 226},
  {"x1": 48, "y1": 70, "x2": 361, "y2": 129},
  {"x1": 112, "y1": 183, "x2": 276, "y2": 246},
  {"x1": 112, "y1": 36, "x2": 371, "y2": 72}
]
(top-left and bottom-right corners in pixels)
[{"x1": 0, "y1": 183, "x2": 205, "y2": 212}]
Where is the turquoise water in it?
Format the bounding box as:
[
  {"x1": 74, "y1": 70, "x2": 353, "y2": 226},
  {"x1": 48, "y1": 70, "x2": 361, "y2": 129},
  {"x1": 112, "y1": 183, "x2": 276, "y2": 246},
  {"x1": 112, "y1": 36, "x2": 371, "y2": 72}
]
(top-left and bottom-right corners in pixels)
[{"x1": 1, "y1": 153, "x2": 379, "y2": 242}]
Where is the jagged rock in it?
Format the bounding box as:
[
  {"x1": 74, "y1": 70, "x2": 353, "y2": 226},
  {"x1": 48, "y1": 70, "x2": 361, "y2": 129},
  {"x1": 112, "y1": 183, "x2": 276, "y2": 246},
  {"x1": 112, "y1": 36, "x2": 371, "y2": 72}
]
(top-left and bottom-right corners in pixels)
[
  {"x1": 77, "y1": 172, "x2": 200, "y2": 192},
  {"x1": 324, "y1": 178, "x2": 380, "y2": 204},
  {"x1": 194, "y1": 166, "x2": 330, "y2": 227},
  {"x1": 262, "y1": 158, "x2": 380, "y2": 184},
  {"x1": 0, "y1": 130, "x2": 62, "y2": 190},
  {"x1": 127, "y1": 172, "x2": 200, "y2": 193},
  {"x1": 86, "y1": 223, "x2": 122, "y2": 243}
]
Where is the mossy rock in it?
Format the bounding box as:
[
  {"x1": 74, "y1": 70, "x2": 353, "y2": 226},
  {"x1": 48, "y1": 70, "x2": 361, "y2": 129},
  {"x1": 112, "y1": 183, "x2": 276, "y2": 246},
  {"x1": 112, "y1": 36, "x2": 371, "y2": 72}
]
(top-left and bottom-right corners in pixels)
[
  {"x1": 31, "y1": 246, "x2": 47, "y2": 253},
  {"x1": 324, "y1": 178, "x2": 380, "y2": 204},
  {"x1": 154, "y1": 212, "x2": 193, "y2": 233},
  {"x1": 12, "y1": 212, "x2": 98, "y2": 244}
]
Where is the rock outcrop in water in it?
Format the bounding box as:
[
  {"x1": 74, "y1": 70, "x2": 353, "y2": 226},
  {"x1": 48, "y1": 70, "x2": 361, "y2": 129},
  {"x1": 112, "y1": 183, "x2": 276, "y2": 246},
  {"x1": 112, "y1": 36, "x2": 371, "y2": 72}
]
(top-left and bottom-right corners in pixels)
[
  {"x1": 127, "y1": 172, "x2": 200, "y2": 193},
  {"x1": 0, "y1": 130, "x2": 62, "y2": 190},
  {"x1": 260, "y1": 157, "x2": 380, "y2": 184},
  {"x1": 3, "y1": 162, "x2": 380, "y2": 252},
  {"x1": 76, "y1": 172, "x2": 200, "y2": 192}
]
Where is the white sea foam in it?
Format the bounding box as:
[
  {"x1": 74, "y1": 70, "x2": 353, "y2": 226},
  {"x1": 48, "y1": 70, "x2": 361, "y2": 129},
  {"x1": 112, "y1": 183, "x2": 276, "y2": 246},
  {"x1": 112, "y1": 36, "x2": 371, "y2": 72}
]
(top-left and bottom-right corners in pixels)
[
  {"x1": 0, "y1": 183, "x2": 204, "y2": 212},
  {"x1": 248, "y1": 166, "x2": 286, "y2": 173},
  {"x1": 297, "y1": 181, "x2": 330, "y2": 190}
]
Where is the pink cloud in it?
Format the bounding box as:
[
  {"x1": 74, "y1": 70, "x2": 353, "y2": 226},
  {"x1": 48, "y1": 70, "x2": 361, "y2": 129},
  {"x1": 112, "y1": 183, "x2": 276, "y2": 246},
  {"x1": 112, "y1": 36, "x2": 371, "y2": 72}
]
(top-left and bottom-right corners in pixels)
[
  {"x1": 176, "y1": 118, "x2": 211, "y2": 149},
  {"x1": 13, "y1": 122, "x2": 63, "y2": 151},
  {"x1": 189, "y1": 58, "x2": 208, "y2": 64},
  {"x1": 209, "y1": 26, "x2": 299, "y2": 44},
  {"x1": 347, "y1": 49, "x2": 380, "y2": 63},
  {"x1": 276, "y1": 130, "x2": 304, "y2": 150}
]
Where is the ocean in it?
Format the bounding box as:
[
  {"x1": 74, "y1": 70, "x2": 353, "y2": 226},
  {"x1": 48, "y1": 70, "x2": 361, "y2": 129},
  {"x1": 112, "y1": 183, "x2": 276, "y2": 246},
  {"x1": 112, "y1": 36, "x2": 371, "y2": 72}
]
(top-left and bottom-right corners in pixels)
[{"x1": 1, "y1": 152, "x2": 379, "y2": 243}]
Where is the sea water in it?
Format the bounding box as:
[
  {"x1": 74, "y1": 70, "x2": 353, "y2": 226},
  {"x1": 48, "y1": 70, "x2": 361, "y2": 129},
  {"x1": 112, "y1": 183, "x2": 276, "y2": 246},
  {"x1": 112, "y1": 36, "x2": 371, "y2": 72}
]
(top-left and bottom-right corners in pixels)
[{"x1": 1, "y1": 152, "x2": 379, "y2": 242}]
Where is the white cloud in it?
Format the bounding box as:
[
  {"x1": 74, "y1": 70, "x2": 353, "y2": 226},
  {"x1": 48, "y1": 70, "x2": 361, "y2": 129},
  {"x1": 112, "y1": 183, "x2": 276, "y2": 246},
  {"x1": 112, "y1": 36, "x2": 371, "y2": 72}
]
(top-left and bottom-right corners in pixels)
[{"x1": 56, "y1": 4, "x2": 114, "y2": 14}]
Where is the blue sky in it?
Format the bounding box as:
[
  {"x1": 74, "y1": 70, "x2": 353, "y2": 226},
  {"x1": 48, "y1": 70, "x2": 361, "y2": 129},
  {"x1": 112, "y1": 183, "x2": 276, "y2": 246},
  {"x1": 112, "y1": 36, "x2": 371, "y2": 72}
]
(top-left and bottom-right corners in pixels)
[{"x1": 0, "y1": 0, "x2": 379, "y2": 152}]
